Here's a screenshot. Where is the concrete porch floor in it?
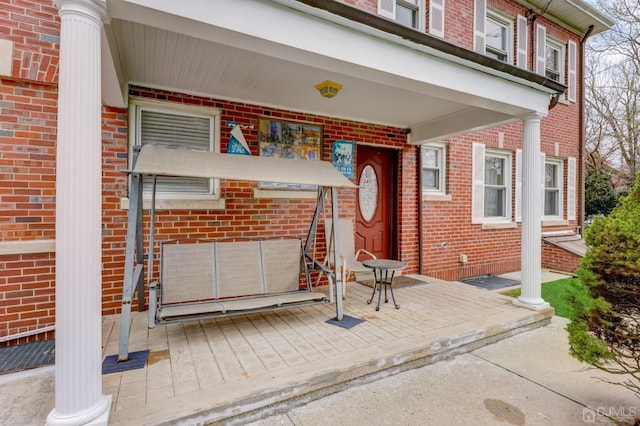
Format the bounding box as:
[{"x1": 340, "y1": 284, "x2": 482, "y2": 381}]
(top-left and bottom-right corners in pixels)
[{"x1": 102, "y1": 275, "x2": 554, "y2": 425}]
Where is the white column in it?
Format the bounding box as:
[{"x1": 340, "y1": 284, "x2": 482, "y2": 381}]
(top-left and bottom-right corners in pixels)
[
  {"x1": 514, "y1": 113, "x2": 550, "y2": 311},
  {"x1": 47, "y1": 1, "x2": 111, "y2": 425}
]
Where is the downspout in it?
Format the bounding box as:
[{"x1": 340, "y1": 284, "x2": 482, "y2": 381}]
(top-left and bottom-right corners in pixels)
[{"x1": 578, "y1": 25, "x2": 595, "y2": 236}]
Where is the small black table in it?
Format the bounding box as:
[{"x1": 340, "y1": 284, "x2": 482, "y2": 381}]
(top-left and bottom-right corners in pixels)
[{"x1": 362, "y1": 259, "x2": 407, "y2": 311}]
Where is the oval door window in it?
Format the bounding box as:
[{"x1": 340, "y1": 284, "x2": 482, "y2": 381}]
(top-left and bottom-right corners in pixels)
[{"x1": 358, "y1": 165, "x2": 378, "y2": 222}]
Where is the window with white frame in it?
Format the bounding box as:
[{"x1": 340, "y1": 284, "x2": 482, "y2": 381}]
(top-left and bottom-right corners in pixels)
[
  {"x1": 536, "y1": 26, "x2": 566, "y2": 83},
  {"x1": 484, "y1": 152, "x2": 510, "y2": 218},
  {"x1": 474, "y1": 0, "x2": 513, "y2": 64},
  {"x1": 128, "y1": 98, "x2": 221, "y2": 199},
  {"x1": 545, "y1": 38, "x2": 565, "y2": 83},
  {"x1": 485, "y1": 10, "x2": 513, "y2": 63},
  {"x1": 544, "y1": 158, "x2": 563, "y2": 218},
  {"x1": 422, "y1": 142, "x2": 446, "y2": 194},
  {"x1": 472, "y1": 143, "x2": 512, "y2": 223},
  {"x1": 377, "y1": 0, "x2": 425, "y2": 31},
  {"x1": 515, "y1": 151, "x2": 571, "y2": 223}
]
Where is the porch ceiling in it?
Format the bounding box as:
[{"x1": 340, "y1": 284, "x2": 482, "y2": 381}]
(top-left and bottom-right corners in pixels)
[{"x1": 102, "y1": 0, "x2": 559, "y2": 143}]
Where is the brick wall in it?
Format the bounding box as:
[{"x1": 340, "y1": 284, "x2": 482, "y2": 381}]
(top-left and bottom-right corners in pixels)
[
  {"x1": 0, "y1": 0, "x2": 60, "y2": 83},
  {"x1": 0, "y1": 75, "x2": 58, "y2": 345},
  {"x1": 0, "y1": 78, "x2": 57, "y2": 240},
  {"x1": 542, "y1": 242, "x2": 581, "y2": 274},
  {"x1": 0, "y1": 253, "x2": 55, "y2": 346}
]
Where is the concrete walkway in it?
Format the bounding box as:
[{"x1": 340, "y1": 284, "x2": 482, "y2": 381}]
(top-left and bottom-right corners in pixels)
[
  {"x1": 3, "y1": 317, "x2": 637, "y2": 425},
  {"x1": 246, "y1": 317, "x2": 638, "y2": 426}
]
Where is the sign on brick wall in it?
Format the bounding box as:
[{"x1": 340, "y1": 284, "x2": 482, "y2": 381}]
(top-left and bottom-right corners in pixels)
[{"x1": 332, "y1": 140, "x2": 355, "y2": 178}]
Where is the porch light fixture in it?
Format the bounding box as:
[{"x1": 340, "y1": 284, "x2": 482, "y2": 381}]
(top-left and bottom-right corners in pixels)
[{"x1": 315, "y1": 80, "x2": 342, "y2": 98}]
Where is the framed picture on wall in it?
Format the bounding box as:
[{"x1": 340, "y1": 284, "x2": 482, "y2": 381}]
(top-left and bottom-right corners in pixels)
[{"x1": 258, "y1": 118, "x2": 322, "y2": 190}]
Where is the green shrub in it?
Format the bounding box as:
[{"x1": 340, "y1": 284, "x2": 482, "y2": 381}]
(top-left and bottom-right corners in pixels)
[{"x1": 568, "y1": 173, "x2": 640, "y2": 396}]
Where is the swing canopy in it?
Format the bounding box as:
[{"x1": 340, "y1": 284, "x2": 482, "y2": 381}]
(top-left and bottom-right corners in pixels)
[
  {"x1": 131, "y1": 145, "x2": 357, "y2": 188},
  {"x1": 117, "y1": 145, "x2": 357, "y2": 361}
]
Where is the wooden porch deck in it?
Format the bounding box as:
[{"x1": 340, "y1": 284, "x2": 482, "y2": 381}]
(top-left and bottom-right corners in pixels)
[{"x1": 102, "y1": 276, "x2": 554, "y2": 425}]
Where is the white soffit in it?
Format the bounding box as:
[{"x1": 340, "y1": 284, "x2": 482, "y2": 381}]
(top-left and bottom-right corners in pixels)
[
  {"x1": 517, "y1": 0, "x2": 614, "y2": 35},
  {"x1": 131, "y1": 146, "x2": 358, "y2": 188}
]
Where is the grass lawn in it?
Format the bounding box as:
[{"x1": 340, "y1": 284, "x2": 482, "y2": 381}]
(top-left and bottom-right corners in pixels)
[{"x1": 504, "y1": 277, "x2": 587, "y2": 320}]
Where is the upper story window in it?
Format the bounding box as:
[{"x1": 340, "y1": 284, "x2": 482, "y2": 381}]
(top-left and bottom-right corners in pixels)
[
  {"x1": 545, "y1": 39, "x2": 565, "y2": 82},
  {"x1": 422, "y1": 142, "x2": 447, "y2": 195},
  {"x1": 473, "y1": 1, "x2": 513, "y2": 64},
  {"x1": 397, "y1": 0, "x2": 419, "y2": 28},
  {"x1": 472, "y1": 143, "x2": 512, "y2": 223},
  {"x1": 485, "y1": 11, "x2": 513, "y2": 63},
  {"x1": 535, "y1": 24, "x2": 566, "y2": 85},
  {"x1": 378, "y1": 0, "x2": 425, "y2": 31},
  {"x1": 128, "y1": 98, "x2": 221, "y2": 200}
]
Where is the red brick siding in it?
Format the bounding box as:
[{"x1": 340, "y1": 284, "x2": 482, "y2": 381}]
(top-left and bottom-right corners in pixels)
[
  {"x1": 0, "y1": 0, "x2": 60, "y2": 83},
  {"x1": 0, "y1": 253, "x2": 55, "y2": 346},
  {"x1": 0, "y1": 76, "x2": 58, "y2": 344},
  {"x1": 542, "y1": 242, "x2": 580, "y2": 274},
  {"x1": 442, "y1": 0, "x2": 475, "y2": 49},
  {"x1": 0, "y1": 78, "x2": 57, "y2": 241},
  {"x1": 343, "y1": 0, "x2": 377, "y2": 14}
]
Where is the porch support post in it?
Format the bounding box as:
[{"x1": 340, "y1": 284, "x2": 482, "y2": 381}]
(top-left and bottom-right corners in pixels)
[
  {"x1": 48, "y1": 1, "x2": 111, "y2": 425},
  {"x1": 514, "y1": 113, "x2": 550, "y2": 311}
]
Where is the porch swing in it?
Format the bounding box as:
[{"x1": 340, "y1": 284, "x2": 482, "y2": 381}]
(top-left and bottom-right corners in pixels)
[{"x1": 117, "y1": 145, "x2": 356, "y2": 361}]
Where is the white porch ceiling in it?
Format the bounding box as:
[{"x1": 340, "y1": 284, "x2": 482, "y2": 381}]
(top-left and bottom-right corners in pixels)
[
  {"x1": 106, "y1": 19, "x2": 467, "y2": 129},
  {"x1": 102, "y1": 0, "x2": 562, "y2": 143}
]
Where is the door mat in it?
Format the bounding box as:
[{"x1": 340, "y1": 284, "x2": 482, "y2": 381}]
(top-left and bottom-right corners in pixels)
[
  {"x1": 460, "y1": 275, "x2": 520, "y2": 290},
  {"x1": 326, "y1": 315, "x2": 365, "y2": 329},
  {"x1": 102, "y1": 349, "x2": 149, "y2": 374},
  {"x1": 357, "y1": 276, "x2": 429, "y2": 289},
  {"x1": 0, "y1": 339, "x2": 55, "y2": 375}
]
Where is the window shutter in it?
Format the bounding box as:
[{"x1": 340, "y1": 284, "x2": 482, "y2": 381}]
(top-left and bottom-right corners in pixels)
[
  {"x1": 567, "y1": 157, "x2": 576, "y2": 220},
  {"x1": 472, "y1": 143, "x2": 485, "y2": 223},
  {"x1": 567, "y1": 40, "x2": 577, "y2": 102},
  {"x1": 429, "y1": 0, "x2": 445, "y2": 38},
  {"x1": 140, "y1": 109, "x2": 211, "y2": 194},
  {"x1": 540, "y1": 152, "x2": 546, "y2": 218},
  {"x1": 516, "y1": 15, "x2": 528, "y2": 69},
  {"x1": 535, "y1": 23, "x2": 546, "y2": 76},
  {"x1": 378, "y1": 0, "x2": 396, "y2": 19},
  {"x1": 473, "y1": 0, "x2": 486, "y2": 54},
  {"x1": 515, "y1": 149, "x2": 522, "y2": 222}
]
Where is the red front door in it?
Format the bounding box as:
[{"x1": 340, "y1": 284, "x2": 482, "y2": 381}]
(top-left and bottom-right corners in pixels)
[{"x1": 355, "y1": 145, "x2": 397, "y2": 259}]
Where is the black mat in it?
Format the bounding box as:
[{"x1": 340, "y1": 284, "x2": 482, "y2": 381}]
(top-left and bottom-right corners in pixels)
[
  {"x1": 0, "y1": 339, "x2": 55, "y2": 375},
  {"x1": 358, "y1": 276, "x2": 429, "y2": 289},
  {"x1": 326, "y1": 314, "x2": 365, "y2": 329},
  {"x1": 102, "y1": 349, "x2": 149, "y2": 374},
  {"x1": 460, "y1": 275, "x2": 520, "y2": 290}
]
